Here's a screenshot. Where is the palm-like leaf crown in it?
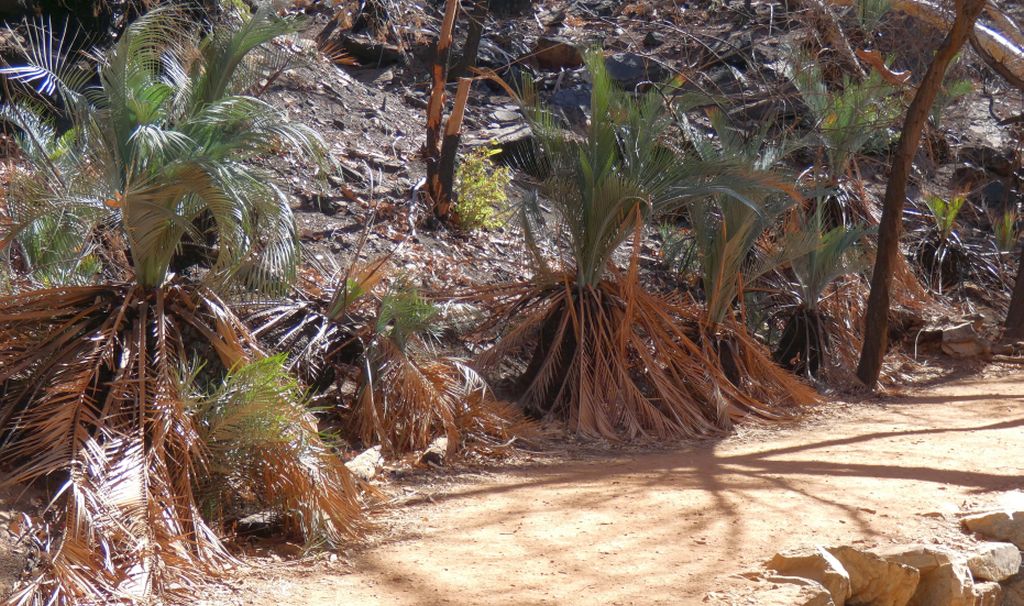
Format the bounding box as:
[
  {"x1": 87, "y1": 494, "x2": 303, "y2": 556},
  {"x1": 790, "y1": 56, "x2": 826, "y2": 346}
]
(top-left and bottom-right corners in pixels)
[
  {"x1": 684, "y1": 110, "x2": 796, "y2": 325},
  {"x1": 0, "y1": 6, "x2": 320, "y2": 292},
  {"x1": 786, "y1": 202, "x2": 872, "y2": 311},
  {"x1": 522, "y1": 53, "x2": 786, "y2": 288}
]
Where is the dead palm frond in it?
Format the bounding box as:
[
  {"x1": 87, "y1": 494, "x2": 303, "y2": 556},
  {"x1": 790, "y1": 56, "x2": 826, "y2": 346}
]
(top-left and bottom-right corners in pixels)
[{"x1": 473, "y1": 54, "x2": 809, "y2": 440}]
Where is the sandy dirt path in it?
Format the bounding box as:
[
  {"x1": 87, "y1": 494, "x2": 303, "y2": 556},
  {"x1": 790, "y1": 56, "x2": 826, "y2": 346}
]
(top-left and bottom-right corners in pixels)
[{"x1": 228, "y1": 371, "x2": 1024, "y2": 606}]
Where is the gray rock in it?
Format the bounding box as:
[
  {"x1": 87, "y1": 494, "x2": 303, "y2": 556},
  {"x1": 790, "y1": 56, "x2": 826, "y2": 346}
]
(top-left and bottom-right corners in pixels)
[
  {"x1": 941, "y1": 323, "x2": 992, "y2": 358},
  {"x1": 967, "y1": 541, "x2": 1021, "y2": 582},
  {"x1": 642, "y1": 31, "x2": 664, "y2": 48},
  {"x1": 963, "y1": 510, "x2": 1024, "y2": 549},
  {"x1": 767, "y1": 547, "x2": 851, "y2": 606},
  {"x1": 826, "y1": 546, "x2": 919, "y2": 606},
  {"x1": 604, "y1": 52, "x2": 669, "y2": 89}
]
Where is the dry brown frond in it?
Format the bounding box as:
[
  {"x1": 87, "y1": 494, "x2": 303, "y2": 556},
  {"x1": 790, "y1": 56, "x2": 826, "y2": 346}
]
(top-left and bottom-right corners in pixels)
[
  {"x1": 0, "y1": 283, "x2": 362, "y2": 605},
  {"x1": 473, "y1": 267, "x2": 813, "y2": 441}
]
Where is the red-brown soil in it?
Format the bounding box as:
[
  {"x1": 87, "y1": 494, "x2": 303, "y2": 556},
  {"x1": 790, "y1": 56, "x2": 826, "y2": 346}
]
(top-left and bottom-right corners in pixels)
[{"x1": 199, "y1": 367, "x2": 1024, "y2": 605}]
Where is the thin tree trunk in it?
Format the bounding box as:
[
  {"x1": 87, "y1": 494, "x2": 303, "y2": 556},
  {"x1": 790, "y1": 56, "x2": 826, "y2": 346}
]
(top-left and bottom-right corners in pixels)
[
  {"x1": 856, "y1": 0, "x2": 986, "y2": 388},
  {"x1": 1005, "y1": 247, "x2": 1024, "y2": 339},
  {"x1": 424, "y1": 0, "x2": 460, "y2": 159},
  {"x1": 431, "y1": 78, "x2": 472, "y2": 220},
  {"x1": 454, "y1": 0, "x2": 490, "y2": 78}
]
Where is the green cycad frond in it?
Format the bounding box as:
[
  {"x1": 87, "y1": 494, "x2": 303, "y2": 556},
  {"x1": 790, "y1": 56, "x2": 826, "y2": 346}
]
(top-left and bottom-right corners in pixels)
[
  {"x1": 691, "y1": 195, "x2": 785, "y2": 325},
  {"x1": 0, "y1": 4, "x2": 318, "y2": 293},
  {"x1": 786, "y1": 204, "x2": 872, "y2": 310},
  {"x1": 0, "y1": 17, "x2": 92, "y2": 108},
  {"x1": 191, "y1": 6, "x2": 303, "y2": 107},
  {"x1": 685, "y1": 112, "x2": 799, "y2": 326},
  {"x1": 524, "y1": 52, "x2": 790, "y2": 287}
]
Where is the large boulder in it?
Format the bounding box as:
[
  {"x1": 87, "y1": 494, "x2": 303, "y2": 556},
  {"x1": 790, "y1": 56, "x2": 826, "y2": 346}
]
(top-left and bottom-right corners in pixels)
[
  {"x1": 963, "y1": 510, "x2": 1024, "y2": 549},
  {"x1": 1004, "y1": 570, "x2": 1024, "y2": 606},
  {"x1": 767, "y1": 547, "x2": 852, "y2": 606},
  {"x1": 826, "y1": 546, "x2": 920, "y2": 606},
  {"x1": 967, "y1": 541, "x2": 1021, "y2": 582},
  {"x1": 761, "y1": 576, "x2": 836, "y2": 606},
  {"x1": 871, "y1": 545, "x2": 973, "y2": 606}
]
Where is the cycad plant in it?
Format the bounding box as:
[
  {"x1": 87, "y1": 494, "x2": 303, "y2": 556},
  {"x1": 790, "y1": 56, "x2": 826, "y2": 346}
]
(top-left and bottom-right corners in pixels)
[
  {"x1": 474, "y1": 55, "x2": 806, "y2": 440},
  {"x1": 774, "y1": 204, "x2": 872, "y2": 377},
  {"x1": 0, "y1": 9, "x2": 361, "y2": 604},
  {"x1": 914, "y1": 193, "x2": 967, "y2": 292},
  {"x1": 188, "y1": 355, "x2": 360, "y2": 547},
  {"x1": 793, "y1": 61, "x2": 899, "y2": 181},
  {"x1": 682, "y1": 109, "x2": 818, "y2": 404},
  {"x1": 249, "y1": 255, "x2": 528, "y2": 458},
  {"x1": 687, "y1": 193, "x2": 819, "y2": 406}
]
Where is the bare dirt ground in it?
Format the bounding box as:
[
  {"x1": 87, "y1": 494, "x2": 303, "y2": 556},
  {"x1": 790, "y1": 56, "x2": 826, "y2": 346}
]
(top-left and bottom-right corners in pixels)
[{"x1": 196, "y1": 366, "x2": 1024, "y2": 606}]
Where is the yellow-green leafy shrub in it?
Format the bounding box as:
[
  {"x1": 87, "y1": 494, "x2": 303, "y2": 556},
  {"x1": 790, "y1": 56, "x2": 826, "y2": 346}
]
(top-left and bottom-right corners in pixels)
[{"x1": 455, "y1": 144, "x2": 511, "y2": 230}]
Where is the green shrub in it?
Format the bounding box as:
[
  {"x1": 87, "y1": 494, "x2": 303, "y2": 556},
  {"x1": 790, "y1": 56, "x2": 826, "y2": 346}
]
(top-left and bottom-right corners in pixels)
[{"x1": 455, "y1": 144, "x2": 511, "y2": 230}]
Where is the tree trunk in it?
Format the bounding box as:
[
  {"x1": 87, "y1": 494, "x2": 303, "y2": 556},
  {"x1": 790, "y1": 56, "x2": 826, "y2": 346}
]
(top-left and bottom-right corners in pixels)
[
  {"x1": 856, "y1": 0, "x2": 986, "y2": 388},
  {"x1": 424, "y1": 0, "x2": 460, "y2": 159},
  {"x1": 454, "y1": 0, "x2": 490, "y2": 78},
  {"x1": 430, "y1": 78, "x2": 472, "y2": 220},
  {"x1": 1005, "y1": 247, "x2": 1024, "y2": 340}
]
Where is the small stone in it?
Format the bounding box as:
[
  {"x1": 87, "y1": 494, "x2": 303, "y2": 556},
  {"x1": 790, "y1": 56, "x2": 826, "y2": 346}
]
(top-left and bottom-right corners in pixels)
[
  {"x1": 418, "y1": 436, "x2": 450, "y2": 466},
  {"x1": 826, "y1": 546, "x2": 919, "y2": 606},
  {"x1": 345, "y1": 445, "x2": 384, "y2": 481},
  {"x1": 642, "y1": 31, "x2": 663, "y2": 48},
  {"x1": 767, "y1": 547, "x2": 851, "y2": 606},
  {"x1": 967, "y1": 542, "x2": 1022, "y2": 582},
  {"x1": 491, "y1": 109, "x2": 521, "y2": 123},
  {"x1": 963, "y1": 510, "x2": 1024, "y2": 549}
]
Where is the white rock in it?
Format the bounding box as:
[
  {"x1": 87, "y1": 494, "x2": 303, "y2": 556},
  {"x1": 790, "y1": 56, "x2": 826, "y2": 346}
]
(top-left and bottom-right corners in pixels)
[
  {"x1": 345, "y1": 445, "x2": 384, "y2": 481},
  {"x1": 762, "y1": 576, "x2": 836, "y2": 606},
  {"x1": 871, "y1": 544, "x2": 973, "y2": 606},
  {"x1": 907, "y1": 562, "x2": 974, "y2": 606},
  {"x1": 872, "y1": 544, "x2": 960, "y2": 574},
  {"x1": 767, "y1": 547, "x2": 851, "y2": 606},
  {"x1": 827, "y1": 546, "x2": 919, "y2": 606},
  {"x1": 967, "y1": 541, "x2": 1021, "y2": 582},
  {"x1": 963, "y1": 510, "x2": 1024, "y2": 549},
  {"x1": 972, "y1": 581, "x2": 1003, "y2": 606}
]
